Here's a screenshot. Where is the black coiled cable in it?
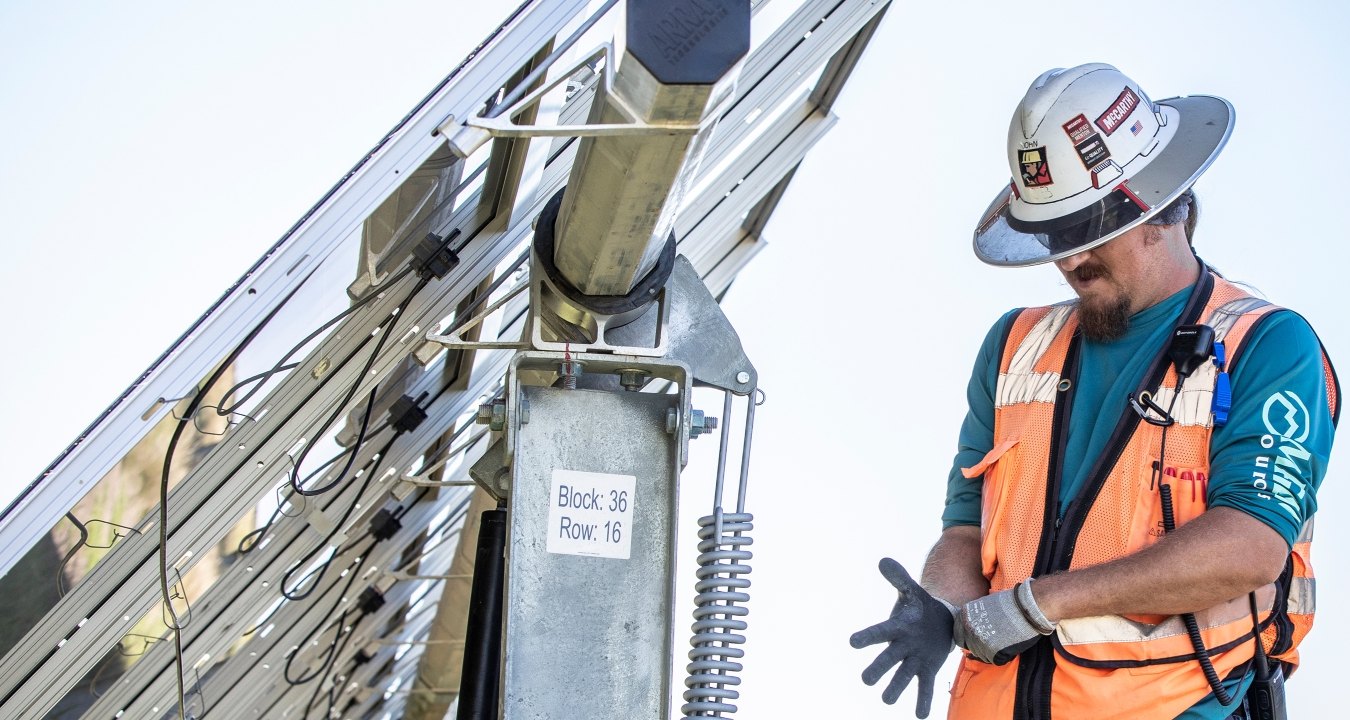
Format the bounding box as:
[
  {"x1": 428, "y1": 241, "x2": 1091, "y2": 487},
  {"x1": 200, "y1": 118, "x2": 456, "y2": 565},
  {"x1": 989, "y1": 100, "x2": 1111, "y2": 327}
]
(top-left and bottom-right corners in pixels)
[{"x1": 1155, "y1": 382, "x2": 1234, "y2": 706}]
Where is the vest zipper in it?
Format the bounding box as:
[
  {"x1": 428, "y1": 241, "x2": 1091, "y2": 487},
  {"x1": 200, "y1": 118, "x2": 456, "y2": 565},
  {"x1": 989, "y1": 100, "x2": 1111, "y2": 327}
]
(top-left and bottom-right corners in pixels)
[{"x1": 1014, "y1": 333, "x2": 1080, "y2": 720}]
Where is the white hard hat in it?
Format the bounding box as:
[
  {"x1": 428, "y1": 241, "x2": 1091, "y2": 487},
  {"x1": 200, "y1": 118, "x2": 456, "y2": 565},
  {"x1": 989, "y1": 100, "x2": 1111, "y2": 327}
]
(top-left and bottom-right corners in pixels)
[{"x1": 973, "y1": 63, "x2": 1233, "y2": 266}]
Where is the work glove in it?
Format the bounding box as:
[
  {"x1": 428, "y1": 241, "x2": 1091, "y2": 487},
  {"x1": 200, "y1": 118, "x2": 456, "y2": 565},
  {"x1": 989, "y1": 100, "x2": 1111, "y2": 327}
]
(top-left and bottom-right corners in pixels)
[
  {"x1": 849, "y1": 558, "x2": 956, "y2": 718},
  {"x1": 960, "y1": 578, "x2": 1056, "y2": 665}
]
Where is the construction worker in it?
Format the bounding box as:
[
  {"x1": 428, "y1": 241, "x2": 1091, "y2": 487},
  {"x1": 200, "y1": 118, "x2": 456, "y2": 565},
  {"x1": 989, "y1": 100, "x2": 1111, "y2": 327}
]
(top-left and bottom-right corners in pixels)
[{"x1": 851, "y1": 63, "x2": 1338, "y2": 719}]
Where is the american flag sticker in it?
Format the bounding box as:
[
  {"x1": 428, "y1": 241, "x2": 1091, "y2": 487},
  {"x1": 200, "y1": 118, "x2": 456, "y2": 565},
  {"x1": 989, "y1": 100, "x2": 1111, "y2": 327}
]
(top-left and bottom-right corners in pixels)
[{"x1": 1129, "y1": 119, "x2": 1144, "y2": 135}]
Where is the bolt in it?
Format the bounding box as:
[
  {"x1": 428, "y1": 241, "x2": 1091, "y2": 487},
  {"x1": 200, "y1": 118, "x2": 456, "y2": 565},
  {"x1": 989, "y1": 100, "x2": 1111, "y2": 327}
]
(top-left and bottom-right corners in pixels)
[
  {"x1": 475, "y1": 404, "x2": 494, "y2": 425},
  {"x1": 312, "y1": 359, "x2": 332, "y2": 379},
  {"x1": 665, "y1": 407, "x2": 679, "y2": 434},
  {"x1": 736, "y1": 371, "x2": 751, "y2": 385},
  {"x1": 689, "y1": 410, "x2": 718, "y2": 439},
  {"x1": 618, "y1": 368, "x2": 650, "y2": 392},
  {"x1": 560, "y1": 361, "x2": 583, "y2": 390}
]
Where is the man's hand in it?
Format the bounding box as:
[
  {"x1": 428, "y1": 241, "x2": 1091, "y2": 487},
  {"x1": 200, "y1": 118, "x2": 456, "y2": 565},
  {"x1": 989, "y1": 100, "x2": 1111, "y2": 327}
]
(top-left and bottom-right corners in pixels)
[
  {"x1": 959, "y1": 579, "x2": 1055, "y2": 664},
  {"x1": 850, "y1": 558, "x2": 956, "y2": 718}
]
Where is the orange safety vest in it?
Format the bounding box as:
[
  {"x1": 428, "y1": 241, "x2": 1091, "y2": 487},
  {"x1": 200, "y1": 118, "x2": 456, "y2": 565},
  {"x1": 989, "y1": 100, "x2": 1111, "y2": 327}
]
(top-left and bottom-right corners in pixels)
[{"x1": 950, "y1": 272, "x2": 1338, "y2": 720}]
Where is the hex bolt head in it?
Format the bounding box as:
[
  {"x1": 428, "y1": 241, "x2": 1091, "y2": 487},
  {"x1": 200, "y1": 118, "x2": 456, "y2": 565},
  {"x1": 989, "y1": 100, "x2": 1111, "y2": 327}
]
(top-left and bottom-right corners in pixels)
[
  {"x1": 689, "y1": 410, "x2": 718, "y2": 439},
  {"x1": 489, "y1": 403, "x2": 506, "y2": 432},
  {"x1": 665, "y1": 407, "x2": 679, "y2": 434}
]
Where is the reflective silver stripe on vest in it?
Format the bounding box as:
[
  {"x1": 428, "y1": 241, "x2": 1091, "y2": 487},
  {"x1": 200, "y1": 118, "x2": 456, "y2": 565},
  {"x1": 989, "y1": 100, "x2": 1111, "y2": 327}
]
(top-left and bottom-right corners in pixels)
[
  {"x1": 1057, "y1": 584, "x2": 1276, "y2": 646},
  {"x1": 997, "y1": 371, "x2": 1062, "y2": 407},
  {"x1": 1296, "y1": 516, "x2": 1314, "y2": 545},
  {"x1": 1008, "y1": 304, "x2": 1075, "y2": 376},
  {"x1": 1209, "y1": 296, "x2": 1272, "y2": 342},
  {"x1": 1135, "y1": 296, "x2": 1269, "y2": 427},
  {"x1": 1151, "y1": 361, "x2": 1217, "y2": 428},
  {"x1": 1289, "y1": 576, "x2": 1315, "y2": 615},
  {"x1": 997, "y1": 305, "x2": 1074, "y2": 408}
]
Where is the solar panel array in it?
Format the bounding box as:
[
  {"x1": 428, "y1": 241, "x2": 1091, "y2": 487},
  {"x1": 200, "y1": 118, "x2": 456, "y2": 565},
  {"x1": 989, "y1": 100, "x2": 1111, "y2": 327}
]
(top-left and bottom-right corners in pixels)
[{"x1": 0, "y1": 1, "x2": 890, "y2": 717}]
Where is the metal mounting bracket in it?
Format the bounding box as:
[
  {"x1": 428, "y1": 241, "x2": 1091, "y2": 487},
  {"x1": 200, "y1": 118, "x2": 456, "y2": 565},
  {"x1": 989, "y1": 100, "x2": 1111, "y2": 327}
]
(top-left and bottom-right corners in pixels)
[{"x1": 440, "y1": 43, "x2": 709, "y2": 159}]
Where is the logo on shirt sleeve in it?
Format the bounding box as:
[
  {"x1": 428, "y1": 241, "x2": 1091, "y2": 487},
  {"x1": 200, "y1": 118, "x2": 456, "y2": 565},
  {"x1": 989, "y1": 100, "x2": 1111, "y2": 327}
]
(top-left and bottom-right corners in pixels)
[
  {"x1": 1262, "y1": 390, "x2": 1311, "y2": 443},
  {"x1": 1253, "y1": 390, "x2": 1313, "y2": 521}
]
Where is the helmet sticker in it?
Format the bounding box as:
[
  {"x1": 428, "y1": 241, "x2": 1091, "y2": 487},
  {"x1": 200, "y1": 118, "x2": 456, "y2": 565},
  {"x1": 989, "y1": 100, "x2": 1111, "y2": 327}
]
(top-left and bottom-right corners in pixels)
[
  {"x1": 1095, "y1": 86, "x2": 1141, "y2": 135},
  {"x1": 1063, "y1": 114, "x2": 1112, "y2": 170},
  {"x1": 1018, "y1": 147, "x2": 1053, "y2": 187}
]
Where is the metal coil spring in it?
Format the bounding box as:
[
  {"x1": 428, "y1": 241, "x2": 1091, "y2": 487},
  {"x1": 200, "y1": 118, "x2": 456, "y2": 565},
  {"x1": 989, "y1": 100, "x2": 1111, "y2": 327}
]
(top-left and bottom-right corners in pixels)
[{"x1": 681, "y1": 510, "x2": 753, "y2": 718}]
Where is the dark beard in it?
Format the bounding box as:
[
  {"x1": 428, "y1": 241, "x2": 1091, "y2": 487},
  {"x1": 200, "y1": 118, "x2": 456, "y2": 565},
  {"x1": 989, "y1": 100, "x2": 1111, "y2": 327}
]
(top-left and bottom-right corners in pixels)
[{"x1": 1078, "y1": 295, "x2": 1131, "y2": 341}]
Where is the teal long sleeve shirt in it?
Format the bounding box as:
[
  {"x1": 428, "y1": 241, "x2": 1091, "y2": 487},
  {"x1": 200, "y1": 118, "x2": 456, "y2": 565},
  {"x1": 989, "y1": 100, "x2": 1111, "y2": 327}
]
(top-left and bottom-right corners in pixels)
[{"x1": 942, "y1": 286, "x2": 1337, "y2": 719}]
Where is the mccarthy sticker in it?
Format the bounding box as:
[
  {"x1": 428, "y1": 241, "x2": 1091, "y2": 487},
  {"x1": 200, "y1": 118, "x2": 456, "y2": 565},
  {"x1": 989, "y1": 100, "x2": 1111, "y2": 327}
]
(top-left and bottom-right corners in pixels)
[
  {"x1": 1019, "y1": 147, "x2": 1053, "y2": 187},
  {"x1": 1096, "y1": 86, "x2": 1141, "y2": 135}
]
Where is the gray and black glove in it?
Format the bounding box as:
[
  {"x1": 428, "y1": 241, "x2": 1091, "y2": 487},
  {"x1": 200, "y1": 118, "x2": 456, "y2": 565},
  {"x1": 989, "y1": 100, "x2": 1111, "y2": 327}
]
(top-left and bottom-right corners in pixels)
[
  {"x1": 960, "y1": 578, "x2": 1057, "y2": 665},
  {"x1": 849, "y1": 558, "x2": 957, "y2": 718}
]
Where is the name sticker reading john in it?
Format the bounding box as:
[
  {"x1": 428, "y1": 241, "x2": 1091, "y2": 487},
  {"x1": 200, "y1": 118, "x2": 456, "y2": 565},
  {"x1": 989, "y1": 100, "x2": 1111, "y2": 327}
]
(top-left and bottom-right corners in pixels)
[{"x1": 547, "y1": 469, "x2": 636, "y2": 559}]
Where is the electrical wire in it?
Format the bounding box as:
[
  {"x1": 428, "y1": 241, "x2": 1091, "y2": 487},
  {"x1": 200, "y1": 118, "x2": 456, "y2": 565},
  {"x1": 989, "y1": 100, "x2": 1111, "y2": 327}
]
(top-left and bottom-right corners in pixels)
[
  {"x1": 283, "y1": 489, "x2": 469, "y2": 718},
  {"x1": 238, "y1": 483, "x2": 309, "y2": 555},
  {"x1": 151, "y1": 260, "x2": 410, "y2": 712},
  {"x1": 289, "y1": 275, "x2": 429, "y2": 498},
  {"x1": 280, "y1": 382, "x2": 437, "y2": 600},
  {"x1": 156, "y1": 276, "x2": 312, "y2": 720},
  {"x1": 57, "y1": 513, "x2": 140, "y2": 597},
  {"x1": 292, "y1": 388, "x2": 381, "y2": 498},
  {"x1": 215, "y1": 265, "x2": 416, "y2": 418},
  {"x1": 281, "y1": 428, "x2": 398, "y2": 601},
  {"x1": 303, "y1": 614, "x2": 364, "y2": 720},
  {"x1": 147, "y1": 208, "x2": 484, "y2": 717},
  {"x1": 170, "y1": 403, "x2": 255, "y2": 436},
  {"x1": 150, "y1": 211, "x2": 491, "y2": 716},
  {"x1": 283, "y1": 536, "x2": 379, "y2": 690}
]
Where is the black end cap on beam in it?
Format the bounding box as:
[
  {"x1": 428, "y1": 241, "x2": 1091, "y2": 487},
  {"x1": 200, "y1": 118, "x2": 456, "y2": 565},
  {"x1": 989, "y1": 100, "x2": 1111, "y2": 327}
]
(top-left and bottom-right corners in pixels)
[{"x1": 626, "y1": 0, "x2": 750, "y2": 85}]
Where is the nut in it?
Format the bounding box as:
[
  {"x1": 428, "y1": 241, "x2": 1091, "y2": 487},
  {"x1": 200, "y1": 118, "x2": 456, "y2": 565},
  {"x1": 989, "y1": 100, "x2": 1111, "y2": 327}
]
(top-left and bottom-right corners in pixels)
[{"x1": 618, "y1": 368, "x2": 650, "y2": 392}]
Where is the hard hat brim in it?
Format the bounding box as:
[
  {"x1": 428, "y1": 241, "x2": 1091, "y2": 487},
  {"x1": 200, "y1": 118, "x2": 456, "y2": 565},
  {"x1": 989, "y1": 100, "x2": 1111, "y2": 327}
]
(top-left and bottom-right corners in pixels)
[{"x1": 972, "y1": 95, "x2": 1234, "y2": 267}]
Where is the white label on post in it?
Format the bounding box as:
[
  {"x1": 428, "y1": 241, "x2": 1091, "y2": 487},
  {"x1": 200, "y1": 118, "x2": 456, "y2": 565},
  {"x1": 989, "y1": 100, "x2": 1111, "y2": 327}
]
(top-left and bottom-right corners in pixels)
[{"x1": 546, "y1": 468, "x2": 636, "y2": 560}]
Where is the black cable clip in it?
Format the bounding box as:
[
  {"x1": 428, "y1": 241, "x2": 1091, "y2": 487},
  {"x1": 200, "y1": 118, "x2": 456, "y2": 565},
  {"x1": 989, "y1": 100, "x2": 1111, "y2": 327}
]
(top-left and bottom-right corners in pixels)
[
  {"x1": 356, "y1": 587, "x2": 386, "y2": 615},
  {"x1": 390, "y1": 394, "x2": 427, "y2": 434},
  {"x1": 412, "y1": 229, "x2": 462, "y2": 280},
  {"x1": 369, "y1": 508, "x2": 403, "y2": 542}
]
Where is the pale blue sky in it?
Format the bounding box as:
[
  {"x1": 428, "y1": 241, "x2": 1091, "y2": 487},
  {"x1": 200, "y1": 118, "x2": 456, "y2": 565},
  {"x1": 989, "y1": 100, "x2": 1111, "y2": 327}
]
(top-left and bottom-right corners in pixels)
[{"x1": 2, "y1": 1, "x2": 1347, "y2": 717}]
